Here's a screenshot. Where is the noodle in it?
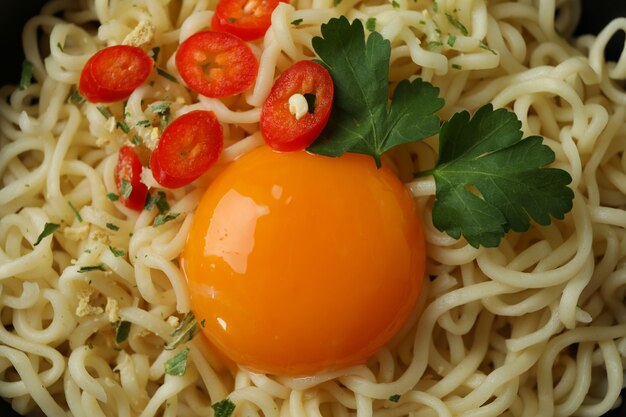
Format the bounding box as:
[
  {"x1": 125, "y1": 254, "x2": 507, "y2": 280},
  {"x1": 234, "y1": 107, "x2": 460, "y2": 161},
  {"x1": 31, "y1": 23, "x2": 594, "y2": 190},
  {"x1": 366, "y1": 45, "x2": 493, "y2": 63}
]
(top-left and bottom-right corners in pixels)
[{"x1": 1, "y1": 0, "x2": 625, "y2": 416}]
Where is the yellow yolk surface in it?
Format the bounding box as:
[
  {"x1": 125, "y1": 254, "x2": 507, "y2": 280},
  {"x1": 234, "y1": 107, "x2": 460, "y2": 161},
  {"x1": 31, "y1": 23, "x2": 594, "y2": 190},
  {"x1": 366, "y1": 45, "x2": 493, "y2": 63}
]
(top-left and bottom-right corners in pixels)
[{"x1": 181, "y1": 146, "x2": 426, "y2": 375}]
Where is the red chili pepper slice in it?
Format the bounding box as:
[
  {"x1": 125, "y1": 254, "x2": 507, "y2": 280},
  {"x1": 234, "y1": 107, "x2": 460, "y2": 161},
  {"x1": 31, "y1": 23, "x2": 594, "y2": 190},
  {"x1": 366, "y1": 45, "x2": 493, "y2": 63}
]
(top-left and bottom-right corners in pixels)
[
  {"x1": 150, "y1": 110, "x2": 224, "y2": 189},
  {"x1": 260, "y1": 60, "x2": 334, "y2": 152},
  {"x1": 79, "y1": 45, "x2": 153, "y2": 103},
  {"x1": 115, "y1": 145, "x2": 149, "y2": 211},
  {"x1": 175, "y1": 31, "x2": 258, "y2": 98},
  {"x1": 211, "y1": 0, "x2": 288, "y2": 41}
]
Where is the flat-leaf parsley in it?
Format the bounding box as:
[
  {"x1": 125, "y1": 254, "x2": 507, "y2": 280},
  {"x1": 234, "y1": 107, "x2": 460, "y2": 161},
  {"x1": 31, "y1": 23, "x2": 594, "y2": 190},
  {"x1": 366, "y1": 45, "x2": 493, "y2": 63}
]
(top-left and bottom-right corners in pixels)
[
  {"x1": 307, "y1": 17, "x2": 574, "y2": 248},
  {"x1": 424, "y1": 104, "x2": 574, "y2": 247},
  {"x1": 308, "y1": 17, "x2": 444, "y2": 167}
]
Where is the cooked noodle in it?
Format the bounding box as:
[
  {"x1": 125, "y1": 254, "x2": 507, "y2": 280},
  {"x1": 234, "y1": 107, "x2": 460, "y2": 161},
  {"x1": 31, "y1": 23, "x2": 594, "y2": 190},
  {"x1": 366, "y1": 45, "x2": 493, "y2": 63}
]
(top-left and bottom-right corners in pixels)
[{"x1": 1, "y1": 0, "x2": 625, "y2": 416}]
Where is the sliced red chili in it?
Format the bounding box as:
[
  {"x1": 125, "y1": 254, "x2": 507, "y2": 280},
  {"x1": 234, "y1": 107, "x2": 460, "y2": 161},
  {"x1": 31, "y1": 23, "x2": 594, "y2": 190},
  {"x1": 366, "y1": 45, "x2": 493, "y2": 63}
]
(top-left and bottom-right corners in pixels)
[
  {"x1": 79, "y1": 45, "x2": 153, "y2": 103},
  {"x1": 211, "y1": 0, "x2": 288, "y2": 41},
  {"x1": 175, "y1": 31, "x2": 258, "y2": 98},
  {"x1": 150, "y1": 110, "x2": 224, "y2": 189},
  {"x1": 115, "y1": 145, "x2": 149, "y2": 211},
  {"x1": 260, "y1": 60, "x2": 334, "y2": 152},
  {"x1": 150, "y1": 147, "x2": 190, "y2": 189}
]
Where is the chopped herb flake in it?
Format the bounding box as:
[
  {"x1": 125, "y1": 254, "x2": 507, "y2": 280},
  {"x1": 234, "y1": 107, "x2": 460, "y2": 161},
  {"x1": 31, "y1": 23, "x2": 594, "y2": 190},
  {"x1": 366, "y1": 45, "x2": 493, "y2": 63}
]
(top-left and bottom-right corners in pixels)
[
  {"x1": 150, "y1": 102, "x2": 172, "y2": 130},
  {"x1": 97, "y1": 106, "x2": 113, "y2": 119},
  {"x1": 117, "y1": 120, "x2": 130, "y2": 133},
  {"x1": 452, "y1": 63, "x2": 462, "y2": 69},
  {"x1": 366, "y1": 17, "x2": 377, "y2": 32},
  {"x1": 107, "y1": 192, "x2": 119, "y2": 201},
  {"x1": 164, "y1": 348, "x2": 190, "y2": 376},
  {"x1": 144, "y1": 193, "x2": 158, "y2": 211},
  {"x1": 109, "y1": 246, "x2": 126, "y2": 257},
  {"x1": 157, "y1": 67, "x2": 178, "y2": 83},
  {"x1": 78, "y1": 263, "x2": 106, "y2": 273},
  {"x1": 426, "y1": 41, "x2": 443, "y2": 50},
  {"x1": 212, "y1": 398, "x2": 236, "y2": 417},
  {"x1": 166, "y1": 312, "x2": 199, "y2": 350},
  {"x1": 479, "y1": 41, "x2": 497, "y2": 55},
  {"x1": 19, "y1": 60, "x2": 34, "y2": 90},
  {"x1": 115, "y1": 320, "x2": 131, "y2": 344},
  {"x1": 153, "y1": 213, "x2": 180, "y2": 227},
  {"x1": 156, "y1": 192, "x2": 170, "y2": 212},
  {"x1": 119, "y1": 179, "x2": 132, "y2": 199},
  {"x1": 150, "y1": 102, "x2": 170, "y2": 115},
  {"x1": 446, "y1": 13, "x2": 468, "y2": 36},
  {"x1": 447, "y1": 35, "x2": 457, "y2": 47},
  {"x1": 389, "y1": 394, "x2": 401, "y2": 402},
  {"x1": 291, "y1": 18, "x2": 303, "y2": 26},
  {"x1": 68, "y1": 201, "x2": 83, "y2": 222},
  {"x1": 200, "y1": 319, "x2": 206, "y2": 328},
  {"x1": 151, "y1": 46, "x2": 161, "y2": 62},
  {"x1": 34, "y1": 223, "x2": 60, "y2": 246},
  {"x1": 136, "y1": 120, "x2": 151, "y2": 127},
  {"x1": 333, "y1": 0, "x2": 341, "y2": 5},
  {"x1": 57, "y1": 42, "x2": 64, "y2": 51},
  {"x1": 391, "y1": 0, "x2": 399, "y2": 7},
  {"x1": 106, "y1": 222, "x2": 120, "y2": 231},
  {"x1": 69, "y1": 90, "x2": 86, "y2": 104},
  {"x1": 131, "y1": 135, "x2": 142, "y2": 146}
]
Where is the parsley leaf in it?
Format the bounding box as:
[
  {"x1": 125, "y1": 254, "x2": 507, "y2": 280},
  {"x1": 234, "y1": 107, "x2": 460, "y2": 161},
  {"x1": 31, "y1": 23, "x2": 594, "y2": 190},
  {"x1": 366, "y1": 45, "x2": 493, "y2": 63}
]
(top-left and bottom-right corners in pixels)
[
  {"x1": 164, "y1": 348, "x2": 190, "y2": 376},
  {"x1": 365, "y1": 17, "x2": 377, "y2": 32},
  {"x1": 34, "y1": 223, "x2": 60, "y2": 246},
  {"x1": 106, "y1": 192, "x2": 119, "y2": 201},
  {"x1": 291, "y1": 18, "x2": 303, "y2": 26},
  {"x1": 425, "y1": 104, "x2": 574, "y2": 248},
  {"x1": 388, "y1": 394, "x2": 401, "y2": 402},
  {"x1": 212, "y1": 399, "x2": 236, "y2": 417},
  {"x1": 308, "y1": 17, "x2": 443, "y2": 166}
]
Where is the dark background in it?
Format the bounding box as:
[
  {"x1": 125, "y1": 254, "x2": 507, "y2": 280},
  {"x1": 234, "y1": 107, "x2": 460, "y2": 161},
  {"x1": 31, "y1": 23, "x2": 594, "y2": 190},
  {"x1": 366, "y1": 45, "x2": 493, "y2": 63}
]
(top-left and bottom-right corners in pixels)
[{"x1": 1, "y1": 0, "x2": 625, "y2": 416}]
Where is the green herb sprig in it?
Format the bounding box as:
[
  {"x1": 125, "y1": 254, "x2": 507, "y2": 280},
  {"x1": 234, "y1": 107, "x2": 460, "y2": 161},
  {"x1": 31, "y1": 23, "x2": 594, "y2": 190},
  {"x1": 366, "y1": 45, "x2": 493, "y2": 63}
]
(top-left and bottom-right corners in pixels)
[{"x1": 307, "y1": 17, "x2": 574, "y2": 248}]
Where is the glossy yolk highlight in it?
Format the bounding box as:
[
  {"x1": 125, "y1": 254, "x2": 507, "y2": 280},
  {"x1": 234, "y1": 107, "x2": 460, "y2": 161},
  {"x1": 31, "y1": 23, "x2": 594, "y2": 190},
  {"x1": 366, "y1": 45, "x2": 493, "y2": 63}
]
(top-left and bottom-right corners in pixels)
[{"x1": 181, "y1": 146, "x2": 426, "y2": 375}]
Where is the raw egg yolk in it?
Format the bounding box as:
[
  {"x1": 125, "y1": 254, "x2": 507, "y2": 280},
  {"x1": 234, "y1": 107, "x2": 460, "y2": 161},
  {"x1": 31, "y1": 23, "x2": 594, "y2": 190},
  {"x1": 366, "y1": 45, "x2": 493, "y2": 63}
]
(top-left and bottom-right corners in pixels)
[{"x1": 181, "y1": 146, "x2": 426, "y2": 375}]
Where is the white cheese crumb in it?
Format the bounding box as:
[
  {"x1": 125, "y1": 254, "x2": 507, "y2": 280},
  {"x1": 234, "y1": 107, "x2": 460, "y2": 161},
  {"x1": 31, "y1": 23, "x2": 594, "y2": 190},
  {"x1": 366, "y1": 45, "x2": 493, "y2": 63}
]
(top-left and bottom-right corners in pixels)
[
  {"x1": 122, "y1": 20, "x2": 156, "y2": 48},
  {"x1": 288, "y1": 93, "x2": 309, "y2": 120},
  {"x1": 76, "y1": 289, "x2": 104, "y2": 317},
  {"x1": 106, "y1": 297, "x2": 120, "y2": 323},
  {"x1": 166, "y1": 316, "x2": 180, "y2": 328}
]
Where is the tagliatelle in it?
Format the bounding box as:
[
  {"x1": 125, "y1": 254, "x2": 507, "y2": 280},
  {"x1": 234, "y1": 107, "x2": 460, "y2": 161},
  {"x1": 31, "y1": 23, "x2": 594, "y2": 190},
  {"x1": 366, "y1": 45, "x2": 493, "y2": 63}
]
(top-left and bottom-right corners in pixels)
[{"x1": 0, "y1": 0, "x2": 625, "y2": 417}]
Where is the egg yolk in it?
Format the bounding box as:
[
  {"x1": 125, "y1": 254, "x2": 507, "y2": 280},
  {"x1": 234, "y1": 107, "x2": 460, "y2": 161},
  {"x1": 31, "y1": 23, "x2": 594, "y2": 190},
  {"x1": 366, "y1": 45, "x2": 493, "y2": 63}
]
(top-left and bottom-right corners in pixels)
[{"x1": 181, "y1": 146, "x2": 426, "y2": 375}]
